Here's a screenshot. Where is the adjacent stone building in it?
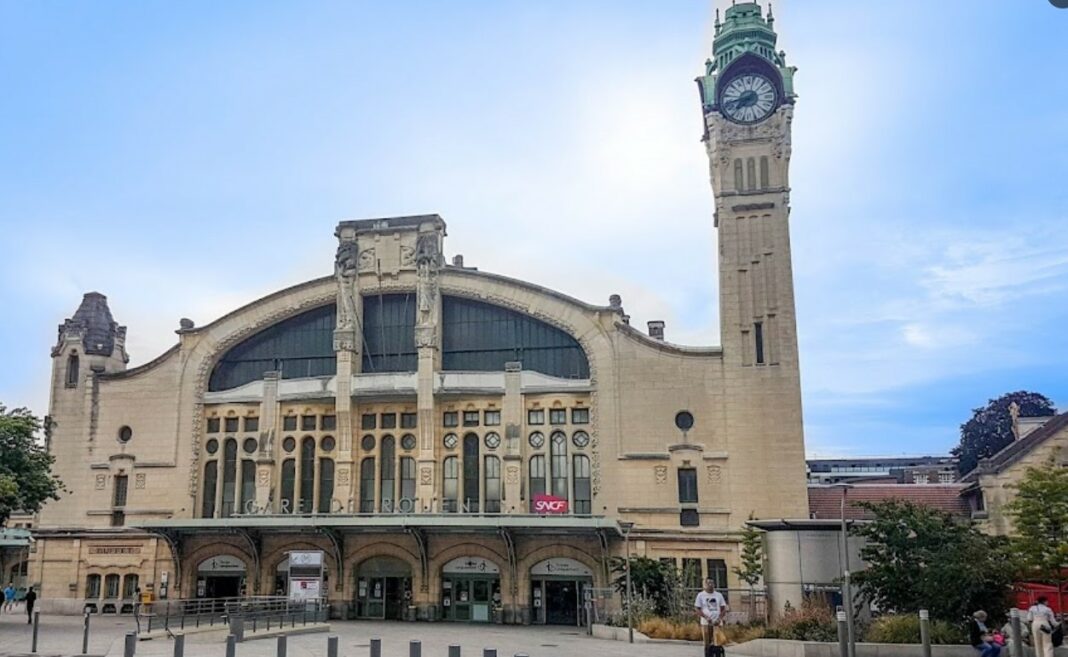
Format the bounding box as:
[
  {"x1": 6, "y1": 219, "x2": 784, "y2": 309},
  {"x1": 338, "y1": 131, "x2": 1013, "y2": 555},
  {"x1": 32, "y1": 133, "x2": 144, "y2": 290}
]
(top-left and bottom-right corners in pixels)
[{"x1": 31, "y1": 2, "x2": 808, "y2": 623}]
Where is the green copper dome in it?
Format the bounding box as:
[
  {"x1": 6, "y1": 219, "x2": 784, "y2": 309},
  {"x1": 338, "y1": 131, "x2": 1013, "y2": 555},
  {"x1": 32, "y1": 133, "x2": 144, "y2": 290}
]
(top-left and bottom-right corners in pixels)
[{"x1": 697, "y1": 2, "x2": 796, "y2": 113}]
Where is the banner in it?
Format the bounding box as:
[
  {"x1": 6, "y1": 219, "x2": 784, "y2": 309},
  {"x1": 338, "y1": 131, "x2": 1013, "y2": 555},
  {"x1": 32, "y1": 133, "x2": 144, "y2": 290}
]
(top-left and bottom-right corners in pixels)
[{"x1": 532, "y1": 494, "x2": 569, "y2": 514}]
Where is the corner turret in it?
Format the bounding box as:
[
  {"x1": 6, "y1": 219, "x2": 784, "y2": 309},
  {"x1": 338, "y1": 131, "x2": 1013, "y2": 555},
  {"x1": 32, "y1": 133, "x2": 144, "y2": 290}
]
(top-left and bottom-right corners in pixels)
[{"x1": 52, "y1": 292, "x2": 129, "y2": 387}]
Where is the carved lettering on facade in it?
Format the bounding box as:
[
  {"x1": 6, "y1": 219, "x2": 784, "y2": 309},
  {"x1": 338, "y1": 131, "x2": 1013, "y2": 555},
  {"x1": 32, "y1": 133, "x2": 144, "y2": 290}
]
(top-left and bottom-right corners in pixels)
[{"x1": 89, "y1": 545, "x2": 141, "y2": 555}]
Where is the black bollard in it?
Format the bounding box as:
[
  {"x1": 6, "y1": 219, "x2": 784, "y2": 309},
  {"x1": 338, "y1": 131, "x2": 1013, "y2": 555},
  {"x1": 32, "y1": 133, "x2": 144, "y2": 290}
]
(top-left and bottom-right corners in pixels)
[
  {"x1": 370, "y1": 637, "x2": 382, "y2": 657},
  {"x1": 31, "y1": 611, "x2": 41, "y2": 653},
  {"x1": 225, "y1": 635, "x2": 236, "y2": 657},
  {"x1": 123, "y1": 631, "x2": 137, "y2": 657},
  {"x1": 409, "y1": 640, "x2": 421, "y2": 657},
  {"x1": 276, "y1": 634, "x2": 287, "y2": 657},
  {"x1": 82, "y1": 611, "x2": 91, "y2": 655},
  {"x1": 173, "y1": 633, "x2": 185, "y2": 657}
]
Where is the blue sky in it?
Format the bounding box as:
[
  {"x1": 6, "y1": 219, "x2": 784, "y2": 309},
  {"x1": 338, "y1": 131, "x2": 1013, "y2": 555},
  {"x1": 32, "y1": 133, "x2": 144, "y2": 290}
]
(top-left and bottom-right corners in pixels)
[{"x1": 1, "y1": 1, "x2": 1066, "y2": 457}]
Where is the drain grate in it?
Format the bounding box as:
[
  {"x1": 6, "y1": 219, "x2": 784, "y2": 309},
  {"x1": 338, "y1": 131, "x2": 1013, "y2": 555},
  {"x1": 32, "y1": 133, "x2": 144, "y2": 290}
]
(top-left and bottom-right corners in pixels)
[{"x1": 540, "y1": 644, "x2": 560, "y2": 648}]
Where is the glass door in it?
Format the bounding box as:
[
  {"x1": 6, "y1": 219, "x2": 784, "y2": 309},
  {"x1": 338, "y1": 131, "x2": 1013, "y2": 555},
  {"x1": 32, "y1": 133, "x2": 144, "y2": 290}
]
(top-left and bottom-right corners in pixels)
[{"x1": 356, "y1": 576, "x2": 386, "y2": 619}]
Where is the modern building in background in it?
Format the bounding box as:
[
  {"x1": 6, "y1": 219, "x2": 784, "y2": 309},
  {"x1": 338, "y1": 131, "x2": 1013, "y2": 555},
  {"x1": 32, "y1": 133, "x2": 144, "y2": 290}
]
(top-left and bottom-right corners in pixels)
[
  {"x1": 806, "y1": 456, "x2": 959, "y2": 485},
  {"x1": 29, "y1": 2, "x2": 809, "y2": 622}
]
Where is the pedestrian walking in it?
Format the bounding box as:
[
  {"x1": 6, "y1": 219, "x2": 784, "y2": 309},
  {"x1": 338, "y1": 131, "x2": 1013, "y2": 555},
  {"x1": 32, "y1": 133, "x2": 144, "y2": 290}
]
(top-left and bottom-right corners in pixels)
[
  {"x1": 1028, "y1": 597, "x2": 1057, "y2": 657},
  {"x1": 969, "y1": 611, "x2": 1001, "y2": 657},
  {"x1": 24, "y1": 586, "x2": 36, "y2": 624},
  {"x1": 694, "y1": 578, "x2": 728, "y2": 657},
  {"x1": 3, "y1": 583, "x2": 15, "y2": 612}
]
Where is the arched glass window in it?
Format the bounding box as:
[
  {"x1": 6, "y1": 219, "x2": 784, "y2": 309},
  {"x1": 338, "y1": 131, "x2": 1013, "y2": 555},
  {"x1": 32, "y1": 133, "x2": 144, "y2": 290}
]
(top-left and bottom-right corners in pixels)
[
  {"x1": 400, "y1": 457, "x2": 416, "y2": 503},
  {"x1": 281, "y1": 458, "x2": 296, "y2": 514},
  {"x1": 202, "y1": 461, "x2": 218, "y2": 518},
  {"x1": 240, "y1": 460, "x2": 256, "y2": 514},
  {"x1": 300, "y1": 437, "x2": 315, "y2": 513},
  {"x1": 86, "y1": 574, "x2": 102, "y2": 599},
  {"x1": 66, "y1": 353, "x2": 80, "y2": 388},
  {"x1": 443, "y1": 456, "x2": 459, "y2": 513},
  {"x1": 733, "y1": 159, "x2": 744, "y2": 191},
  {"x1": 221, "y1": 439, "x2": 237, "y2": 517},
  {"x1": 104, "y1": 574, "x2": 120, "y2": 599},
  {"x1": 746, "y1": 157, "x2": 757, "y2": 191},
  {"x1": 529, "y1": 455, "x2": 546, "y2": 512},
  {"x1": 318, "y1": 458, "x2": 334, "y2": 513},
  {"x1": 380, "y1": 436, "x2": 396, "y2": 513},
  {"x1": 462, "y1": 433, "x2": 479, "y2": 513},
  {"x1": 759, "y1": 156, "x2": 770, "y2": 189},
  {"x1": 573, "y1": 454, "x2": 591, "y2": 515},
  {"x1": 484, "y1": 456, "x2": 501, "y2": 514},
  {"x1": 122, "y1": 574, "x2": 139, "y2": 599},
  {"x1": 550, "y1": 431, "x2": 568, "y2": 500},
  {"x1": 359, "y1": 457, "x2": 375, "y2": 513}
]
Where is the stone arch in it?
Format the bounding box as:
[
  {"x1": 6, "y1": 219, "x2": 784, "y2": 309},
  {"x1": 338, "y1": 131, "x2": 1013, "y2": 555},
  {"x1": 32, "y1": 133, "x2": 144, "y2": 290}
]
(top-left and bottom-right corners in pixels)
[
  {"x1": 517, "y1": 543, "x2": 603, "y2": 600},
  {"x1": 345, "y1": 539, "x2": 422, "y2": 602},
  {"x1": 428, "y1": 540, "x2": 510, "y2": 605},
  {"x1": 182, "y1": 540, "x2": 253, "y2": 596}
]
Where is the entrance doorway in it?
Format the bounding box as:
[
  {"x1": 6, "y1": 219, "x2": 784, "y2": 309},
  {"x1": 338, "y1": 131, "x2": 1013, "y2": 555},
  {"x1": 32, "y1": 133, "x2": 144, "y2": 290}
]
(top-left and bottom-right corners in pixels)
[
  {"x1": 196, "y1": 555, "x2": 247, "y2": 600},
  {"x1": 441, "y1": 557, "x2": 500, "y2": 623},
  {"x1": 354, "y1": 556, "x2": 412, "y2": 620},
  {"x1": 530, "y1": 557, "x2": 594, "y2": 626}
]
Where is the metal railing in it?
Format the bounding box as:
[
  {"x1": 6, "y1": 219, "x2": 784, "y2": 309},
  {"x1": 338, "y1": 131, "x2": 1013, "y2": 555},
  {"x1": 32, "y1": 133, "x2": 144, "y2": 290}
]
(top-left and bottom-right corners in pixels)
[{"x1": 137, "y1": 596, "x2": 328, "y2": 635}]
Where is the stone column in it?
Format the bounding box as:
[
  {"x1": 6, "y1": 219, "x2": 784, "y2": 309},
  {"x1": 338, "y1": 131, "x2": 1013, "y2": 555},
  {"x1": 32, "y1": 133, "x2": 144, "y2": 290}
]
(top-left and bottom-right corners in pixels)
[
  {"x1": 256, "y1": 372, "x2": 279, "y2": 511},
  {"x1": 414, "y1": 231, "x2": 443, "y2": 512},
  {"x1": 334, "y1": 225, "x2": 362, "y2": 511},
  {"x1": 503, "y1": 362, "x2": 523, "y2": 513}
]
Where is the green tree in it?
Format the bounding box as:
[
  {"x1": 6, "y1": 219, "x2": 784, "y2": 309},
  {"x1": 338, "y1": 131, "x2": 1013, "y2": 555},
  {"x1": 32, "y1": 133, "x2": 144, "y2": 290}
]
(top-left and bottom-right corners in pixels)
[
  {"x1": 1005, "y1": 457, "x2": 1068, "y2": 613},
  {"x1": 953, "y1": 391, "x2": 1056, "y2": 475},
  {"x1": 0, "y1": 405, "x2": 65, "y2": 524},
  {"x1": 734, "y1": 519, "x2": 765, "y2": 620},
  {"x1": 850, "y1": 500, "x2": 1014, "y2": 622},
  {"x1": 610, "y1": 556, "x2": 673, "y2": 616}
]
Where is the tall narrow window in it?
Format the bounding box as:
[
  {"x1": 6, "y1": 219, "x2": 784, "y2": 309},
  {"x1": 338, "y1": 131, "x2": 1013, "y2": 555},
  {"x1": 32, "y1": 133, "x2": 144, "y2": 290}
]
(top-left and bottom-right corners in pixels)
[
  {"x1": 550, "y1": 431, "x2": 568, "y2": 500},
  {"x1": 573, "y1": 454, "x2": 591, "y2": 515},
  {"x1": 400, "y1": 457, "x2": 416, "y2": 503},
  {"x1": 86, "y1": 574, "x2": 102, "y2": 599},
  {"x1": 678, "y1": 468, "x2": 698, "y2": 504},
  {"x1": 122, "y1": 574, "x2": 139, "y2": 599},
  {"x1": 104, "y1": 574, "x2": 120, "y2": 599},
  {"x1": 443, "y1": 456, "x2": 459, "y2": 513},
  {"x1": 202, "y1": 461, "x2": 217, "y2": 518},
  {"x1": 733, "y1": 159, "x2": 744, "y2": 191},
  {"x1": 706, "y1": 559, "x2": 729, "y2": 597},
  {"x1": 380, "y1": 436, "x2": 396, "y2": 513},
  {"x1": 281, "y1": 459, "x2": 295, "y2": 513},
  {"x1": 746, "y1": 157, "x2": 757, "y2": 191},
  {"x1": 300, "y1": 437, "x2": 315, "y2": 513},
  {"x1": 484, "y1": 456, "x2": 501, "y2": 514},
  {"x1": 113, "y1": 474, "x2": 128, "y2": 508},
  {"x1": 759, "y1": 156, "x2": 770, "y2": 189},
  {"x1": 682, "y1": 558, "x2": 702, "y2": 590},
  {"x1": 529, "y1": 455, "x2": 546, "y2": 512},
  {"x1": 66, "y1": 353, "x2": 80, "y2": 388},
  {"x1": 754, "y1": 322, "x2": 765, "y2": 365},
  {"x1": 462, "y1": 434, "x2": 480, "y2": 513},
  {"x1": 222, "y1": 439, "x2": 237, "y2": 517},
  {"x1": 359, "y1": 457, "x2": 375, "y2": 513},
  {"x1": 240, "y1": 459, "x2": 256, "y2": 513},
  {"x1": 318, "y1": 458, "x2": 334, "y2": 513}
]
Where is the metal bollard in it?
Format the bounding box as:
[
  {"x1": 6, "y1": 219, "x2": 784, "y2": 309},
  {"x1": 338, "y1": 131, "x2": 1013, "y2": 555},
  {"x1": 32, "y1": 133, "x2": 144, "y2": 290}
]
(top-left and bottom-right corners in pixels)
[
  {"x1": 123, "y1": 631, "x2": 137, "y2": 657},
  {"x1": 449, "y1": 645, "x2": 461, "y2": 657},
  {"x1": 327, "y1": 635, "x2": 338, "y2": 657},
  {"x1": 82, "y1": 611, "x2": 91, "y2": 655},
  {"x1": 370, "y1": 637, "x2": 382, "y2": 657},
  {"x1": 276, "y1": 634, "x2": 287, "y2": 657},
  {"x1": 31, "y1": 611, "x2": 41, "y2": 653},
  {"x1": 409, "y1": 640, "x2": 421, "y2": 657},
  {"x1": 836, "y1": 610, "x2": 849, "y2": 657},
  {"x1": 919, "y1": 610, "x2": 932, "y2": 657},
  {"x1": 226, "y1": 635, "x2": 236, "y2": 657},
  {"x1": 1011, "y1": 608, "x2": 1024, "y2": 657},
  {"x1": 173, "y1": 633, "x2": 185, "y2": 657},
  {"x1": 483, "y1": 650, "x2": 497, "y2": 657}
]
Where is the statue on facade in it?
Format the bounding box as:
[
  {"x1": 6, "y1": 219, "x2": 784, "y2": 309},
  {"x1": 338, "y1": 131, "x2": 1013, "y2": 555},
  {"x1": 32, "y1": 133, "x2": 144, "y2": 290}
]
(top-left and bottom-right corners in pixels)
[
  {"x1": 415, "y1": 234, "x2": 439, "y2": 321},
  {"x1": 335, "y1": 241, "x2": 359, "y2": 330}
]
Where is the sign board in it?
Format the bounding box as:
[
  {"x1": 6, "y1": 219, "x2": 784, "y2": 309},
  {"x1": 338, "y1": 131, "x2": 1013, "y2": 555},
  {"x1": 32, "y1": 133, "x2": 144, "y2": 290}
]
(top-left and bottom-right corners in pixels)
[
  {"x1": 289, "y1": 578, "x2": 321, "y2": 601},
  {"x1": 289, "y1": 551, "x2": 323, "y2": 567},
  {"x1": 530, "y1": 558, "x2": 593, "y2": 578},
  {"x1": 197, "y1": 555, "x2": 246, "y2": 574},
  {"x1": 442, "y1": 557, "x2": 500, "y2": 575},
  {"x1": 532, "y1": 494, "x2": 569, "y2": 515}
]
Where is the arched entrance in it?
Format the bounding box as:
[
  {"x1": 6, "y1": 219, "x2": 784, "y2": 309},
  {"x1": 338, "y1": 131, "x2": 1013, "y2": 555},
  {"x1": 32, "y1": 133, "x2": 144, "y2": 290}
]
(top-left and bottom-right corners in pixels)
[
  {"x1": 441, "y1": 556, "x2": 500, "y2": 623},
  {"x1": 354, "y1": 556, "x2": 412, "y2": 620},
  {"x1": 530, "y1": 557, "x2": 594, "y2": 626},
  {"x1": 196, "y1": 555, "x2": 246, "y2": 599}
]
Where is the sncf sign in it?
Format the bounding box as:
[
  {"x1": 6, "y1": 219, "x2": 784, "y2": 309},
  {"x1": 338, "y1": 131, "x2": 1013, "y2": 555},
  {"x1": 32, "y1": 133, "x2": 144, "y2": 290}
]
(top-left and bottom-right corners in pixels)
[{"x1": 533, "y1": 494, "x2": 569, "y2": 514}]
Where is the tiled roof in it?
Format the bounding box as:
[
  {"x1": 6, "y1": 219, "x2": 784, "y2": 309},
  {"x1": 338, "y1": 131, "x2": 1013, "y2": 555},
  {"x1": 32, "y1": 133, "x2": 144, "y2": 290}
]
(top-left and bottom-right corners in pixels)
[
  {"x1": 961, "y1": 412, "x2": 1068, "y2": 482},
  {"x1": 807, "y1": 484, "x2": 971, "y2": 520}
]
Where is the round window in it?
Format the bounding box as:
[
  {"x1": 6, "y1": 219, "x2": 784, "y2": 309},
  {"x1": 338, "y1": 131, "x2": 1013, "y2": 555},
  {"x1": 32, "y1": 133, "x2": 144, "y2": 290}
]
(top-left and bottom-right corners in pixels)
[
  {"x1": 485, "y1": 432, "x2": 501, "y2": 449},
  {"x1": 443, "y1": 433, "x2": 458, "y2": 449},
  {"x1": 243, "y1": 437, "x2": 258, "y2": 454},
  {"x1": 572, "y1": 431, "x2": 590, "y2": 448},
  {"x1": 361, "y1": 435, "x2": 376, "y2": 451},
  {"x1": 675, "y1": 411, "x2": 695, "y2": 431},
  {"x1": 321, "y1": 435, "x2": 336, "y2": 452},
  {"x1": 283, "y1": 436, "x2": 296, "y2": 453},
  {"x1": 528, "y1": 431, "x2": 545, "y2": 449},
  {"x1": 117, "y1": 426, "x2": 133, "y2": 444},
  {"x1": 205, "y1": 438, "x2": 219, "y2": 455},
  {"x1": 401, "y1": 434, "x2": 417, "y2": 451}
]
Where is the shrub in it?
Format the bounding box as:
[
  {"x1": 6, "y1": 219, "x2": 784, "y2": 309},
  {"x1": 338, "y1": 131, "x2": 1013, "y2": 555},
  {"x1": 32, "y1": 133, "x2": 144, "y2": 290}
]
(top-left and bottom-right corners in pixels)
[
  {"x1": 723, "y1": 622, "x2": 767, "y2": 644},
  {"x1": 765, "y1": 600, "x2": 838, "y2": 642},
  {"x1": 638, "y1": 617, "x2": 704, "y2": 641},
  {"x1": 864, "y1": 615, "x2": 967, "y2": 645}
]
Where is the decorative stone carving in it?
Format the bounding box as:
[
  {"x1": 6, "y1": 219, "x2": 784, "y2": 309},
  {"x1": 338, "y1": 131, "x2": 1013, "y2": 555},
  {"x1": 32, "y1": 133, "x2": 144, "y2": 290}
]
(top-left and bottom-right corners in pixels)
[
  {"x1": 258, "y1": 468, "x2": 271, "y2": 487},
  {"x1": 337, "y1": 468, "x2": 350, "y2": 487},
  {"x1": 707, "y1": 465, "x2": 722, "y2": 483},
  {"x1": 400, "y1": 245, "x2": 415, "y2": 267},
  {"x1": 654, "y1": 465, "x2": 668, "y2": 485},
  {"x1": 135, "y1": 473, "x2": 146, "y2": 489},
  {"x1": 335, "y1": 242, "x2": 359, "y2": 331},
  {"x1": 415, "y1": 232, "x2": 441, "y2": 331},
  {"x1": 95, "y1": 474, "x2": 106, "y2": 490},
  {"x1": 420, "y1": 467, "x2": 433, "y2": 486},
  {"x1": 358, "y1": 247, "x2": 376, "y2": 271},
  {"x1": 415, "y1": 326, "x2": 436, "y2": 348},
  {"x1": 506, "y1": 466, "x2": 520, "y2": 484}
]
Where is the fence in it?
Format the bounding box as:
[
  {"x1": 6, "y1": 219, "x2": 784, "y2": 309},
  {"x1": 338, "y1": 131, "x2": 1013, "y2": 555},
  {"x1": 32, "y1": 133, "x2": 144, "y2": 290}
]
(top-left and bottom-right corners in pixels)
[{"x1": 137, "y1": 596, "x2": 328, "y2": 636}]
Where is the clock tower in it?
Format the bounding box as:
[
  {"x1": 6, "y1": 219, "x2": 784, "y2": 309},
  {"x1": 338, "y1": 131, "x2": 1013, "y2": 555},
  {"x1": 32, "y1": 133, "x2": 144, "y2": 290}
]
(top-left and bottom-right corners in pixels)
[{"x1": 698, "y1": 3, "x2": 808, "y2": 516}]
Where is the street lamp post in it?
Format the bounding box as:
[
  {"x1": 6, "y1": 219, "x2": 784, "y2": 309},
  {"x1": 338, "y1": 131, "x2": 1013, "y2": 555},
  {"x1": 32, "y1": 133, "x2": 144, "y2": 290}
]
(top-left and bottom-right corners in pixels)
[
  {"x1": 836, "y1": 483, "x2": 856, "y2": 657},
  {"x1": 620, "y1": 521, "x2": 636, "y2": 644}
]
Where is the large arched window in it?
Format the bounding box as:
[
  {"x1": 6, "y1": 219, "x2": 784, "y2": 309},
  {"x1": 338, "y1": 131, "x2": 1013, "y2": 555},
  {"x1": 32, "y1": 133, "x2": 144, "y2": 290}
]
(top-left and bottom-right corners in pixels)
[
  {"x1": 485, "y1": 456, "x2": 501, "y2": 514},
  {"x1": 359, "y1": 457, "x2": 375, "y2": 513},
  {"x1": 122, "y1": 574, "x2": 139, "y2": 599},
  {"x1": 66, "y1": 352, "x2": 80, "y2": 388},
  {"x1": 573, "y1": 454, "x2": 591, "y2": 515},
  {"x1": 281, "y1": 459, "x2": 296, "y2": 513},
  {"x1": 222, "y1": 439, "x2": 238, "y2": 517},
  {"x1": 529, "y1": 455, "x2": 546, "y2": 512},
  {"x1": 104, "y1": 574, "x2": 120, "y2": 599},
  {"x1": 380, "y1": 436, "x2": 396, "y2": 512},
  {"x1": 241, "y1": 459, "x2": 256, "y2": 513},
  {"x1": 462, "y1": 433, "x2": 480, "y2": 513},
  {"x1": 300, "y1": 437, "x2": 315, "y2": 513},
  {"x1": 202, "y1": 461, "x2": 218, "y2": 518},
  {"x1": 318, "y1": 458, "x2": 334, "y2": 513},
  {"x1": 550, "y1": 431, "x2": 568, "y2": 500},
  {"x1": 86, "y1": 574, "x2": 102, "y2": 599},
  {"x1": 400, "y1": 457, "x2": 416, "y2": 504},
  {"x1": 443, "y1": 456, "x2": 459, "y2": 513}
]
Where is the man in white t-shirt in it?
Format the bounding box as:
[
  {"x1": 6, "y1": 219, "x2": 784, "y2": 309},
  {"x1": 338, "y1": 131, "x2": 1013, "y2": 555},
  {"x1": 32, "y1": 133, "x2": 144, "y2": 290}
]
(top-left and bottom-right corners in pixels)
[{"x1": 694, "y1": 578, "x2": 729, "y2": 654}]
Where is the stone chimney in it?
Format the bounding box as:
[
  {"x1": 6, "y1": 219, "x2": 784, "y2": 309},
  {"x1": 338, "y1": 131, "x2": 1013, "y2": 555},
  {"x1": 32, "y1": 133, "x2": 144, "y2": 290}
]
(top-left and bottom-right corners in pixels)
[
  {"x1": 452, "y1": 254, "x2": 464, "y2": 267},
  {"x1": 647, "y1": 320, "x2": 665, "y2": 341}
]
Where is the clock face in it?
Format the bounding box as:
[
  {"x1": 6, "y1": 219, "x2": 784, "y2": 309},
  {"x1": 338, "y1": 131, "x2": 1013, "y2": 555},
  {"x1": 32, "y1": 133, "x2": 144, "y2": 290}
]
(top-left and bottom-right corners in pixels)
[{"x1": 720, "y1": 74, "x2": 778, "y2": 124}]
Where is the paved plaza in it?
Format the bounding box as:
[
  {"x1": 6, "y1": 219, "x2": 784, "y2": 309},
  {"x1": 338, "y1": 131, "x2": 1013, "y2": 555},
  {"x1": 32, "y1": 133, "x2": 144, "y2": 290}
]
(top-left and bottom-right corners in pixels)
[{"x1": 0, "y1": 614, "x2": 702, "y2": 657}]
